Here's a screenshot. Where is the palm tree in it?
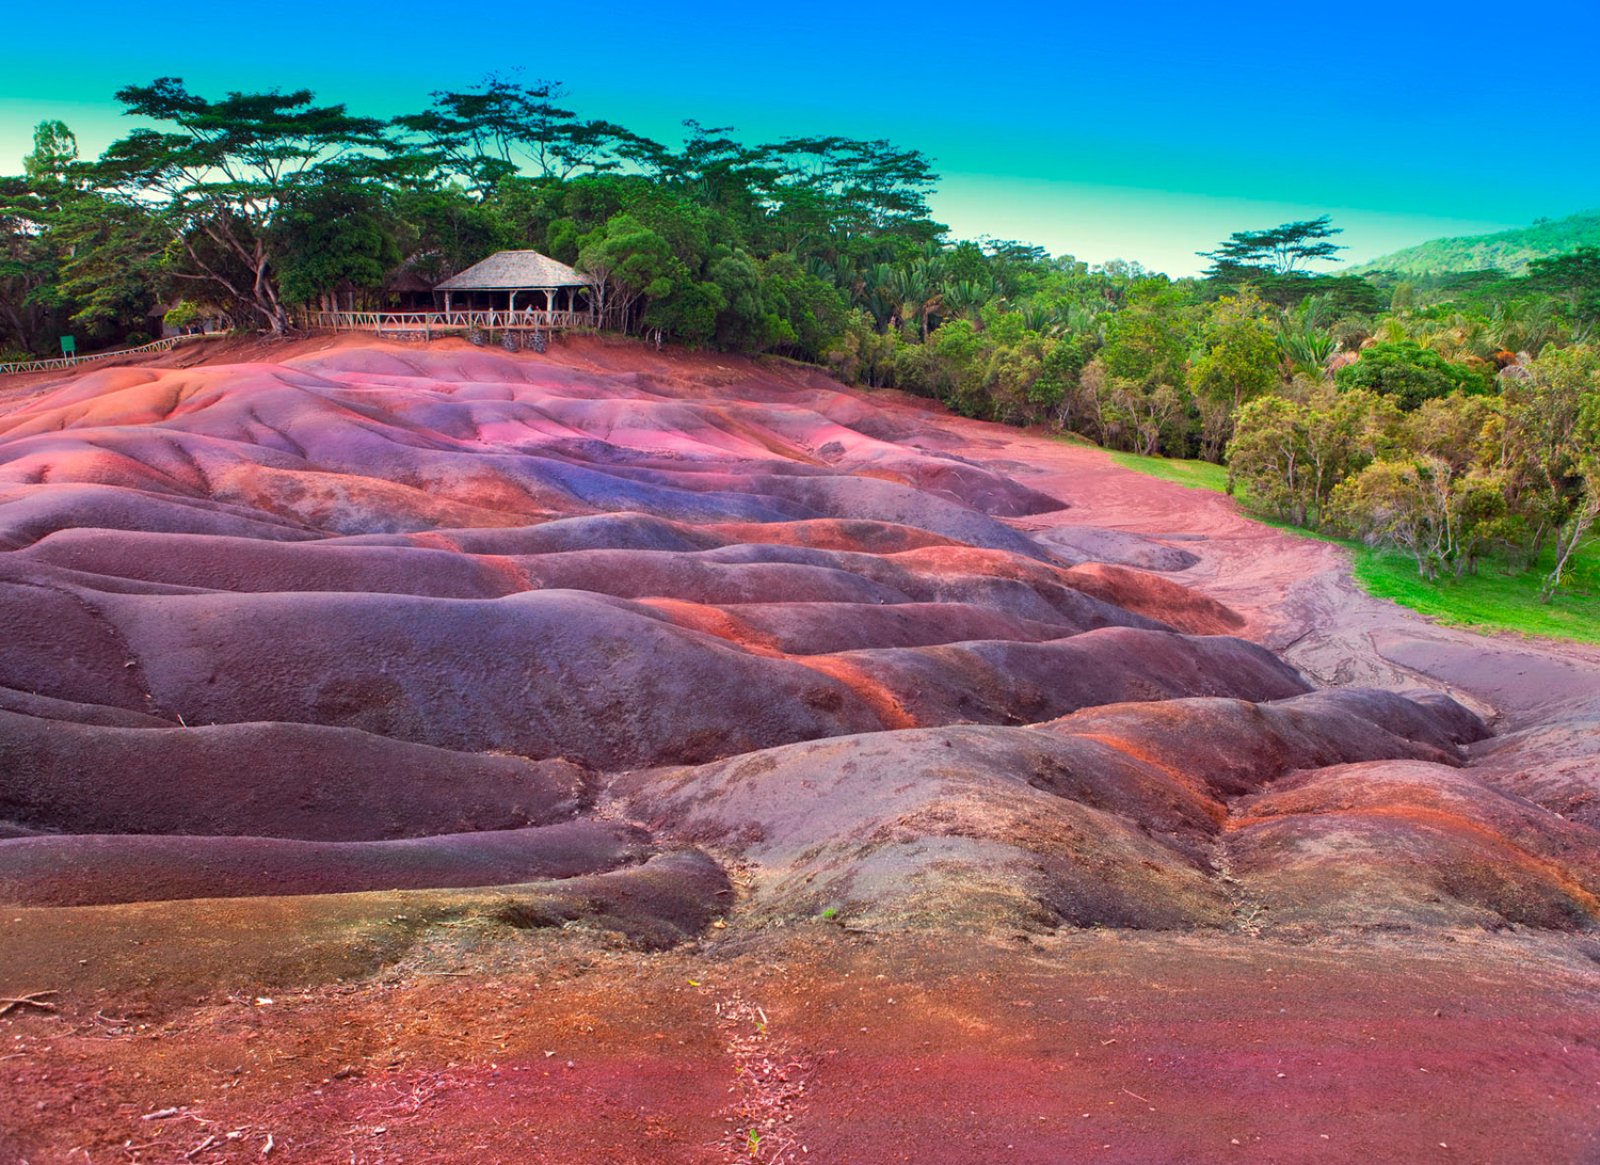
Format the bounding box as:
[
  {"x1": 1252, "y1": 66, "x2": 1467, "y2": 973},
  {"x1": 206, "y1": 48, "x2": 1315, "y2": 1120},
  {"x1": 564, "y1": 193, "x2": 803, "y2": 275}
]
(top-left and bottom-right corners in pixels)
[
  {"x1": 1063, "y1": 302, "x2": 1105, "y2": 340},
  {"x1": 1018, "y1": 300, "x2": 1065, "y2": 336},
  {"x1": 1374, "y1": 316, "x2": 1411, "y2": 344},
  {"x1": 942, "y1": 275, "x2": 1000, "y2": 324},
  {"x1": 1428, "y1": 313, "x2": 1493, "y2": 362},
  {"x1": 1296, "y1": 293, "x2": 1339, "y2": 331},
  {"x1": 1328, "y1": 315, "x2": 1374, "y2": 352},
  {"x1": 887, "y1": 259, "x2": 943, "y2": 340},
  {"x1": 863, "y1": 263, "x2": 898, "y2": 331},
  {"x1": 1490, "y1": 299, "x2": 1561, "y2": 358},
  {"x1": 1276, "y1": 324, "x2": 1336, "y2": 378}
]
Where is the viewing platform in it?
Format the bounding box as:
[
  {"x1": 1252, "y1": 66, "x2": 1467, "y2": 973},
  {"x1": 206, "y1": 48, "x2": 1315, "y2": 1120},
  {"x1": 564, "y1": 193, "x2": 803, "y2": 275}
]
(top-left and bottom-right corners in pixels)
[{"x1": 302, "y1": 250, "x2": 600, "y2": 344}]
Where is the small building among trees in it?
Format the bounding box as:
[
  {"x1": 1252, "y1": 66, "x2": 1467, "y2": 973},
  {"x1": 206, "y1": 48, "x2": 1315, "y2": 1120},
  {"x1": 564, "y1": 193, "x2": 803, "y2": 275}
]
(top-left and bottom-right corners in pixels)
[{"x1": 433, "y1": 251, "x2": 595, "y2": 317}]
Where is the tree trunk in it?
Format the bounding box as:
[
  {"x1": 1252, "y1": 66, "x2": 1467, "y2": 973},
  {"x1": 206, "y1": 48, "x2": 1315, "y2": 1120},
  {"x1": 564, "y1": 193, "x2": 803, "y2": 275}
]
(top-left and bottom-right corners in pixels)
[
  {"x1": 250, "y1": 241, "x2": 288, "y2": 335},
  {"x1": 1542, "y1": 491, "x2": 1599, "y2": 602}
]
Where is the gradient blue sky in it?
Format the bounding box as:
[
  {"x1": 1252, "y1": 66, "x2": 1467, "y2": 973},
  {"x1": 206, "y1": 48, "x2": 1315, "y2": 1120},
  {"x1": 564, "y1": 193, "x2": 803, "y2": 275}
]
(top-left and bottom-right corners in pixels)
[{"x1": 4, "y1": 0, "x2": 1596, "y2": 275}]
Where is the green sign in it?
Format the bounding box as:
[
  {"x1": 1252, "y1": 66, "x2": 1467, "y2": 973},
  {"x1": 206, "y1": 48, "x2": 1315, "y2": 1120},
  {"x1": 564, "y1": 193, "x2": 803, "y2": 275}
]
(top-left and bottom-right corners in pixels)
[{"x1": 60, "y1": 336, "x2": 76, "y2": 356}]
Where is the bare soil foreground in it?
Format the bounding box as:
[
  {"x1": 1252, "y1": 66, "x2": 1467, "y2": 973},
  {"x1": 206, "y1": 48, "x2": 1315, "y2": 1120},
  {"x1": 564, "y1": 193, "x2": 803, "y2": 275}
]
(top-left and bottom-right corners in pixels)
[{"x1": 1, "y1": 335, "x2": 1597, "y2": 1164}]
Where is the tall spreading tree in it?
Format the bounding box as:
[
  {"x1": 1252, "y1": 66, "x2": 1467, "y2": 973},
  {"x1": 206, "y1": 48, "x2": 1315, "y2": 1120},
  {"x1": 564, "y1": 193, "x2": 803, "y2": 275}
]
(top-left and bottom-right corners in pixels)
[
  {"x1": 761, "y1": 136, "x2": 940, "y2": 241},
  {"x1": 1199, "y1": 215, "x2": 1346, "y2": 279},
  {"x1": 394, "y1": 77, "x2": 638, "y2": 192},
  {"x1": 96, "y1": 78, "x2": 390, "y2": 333}
]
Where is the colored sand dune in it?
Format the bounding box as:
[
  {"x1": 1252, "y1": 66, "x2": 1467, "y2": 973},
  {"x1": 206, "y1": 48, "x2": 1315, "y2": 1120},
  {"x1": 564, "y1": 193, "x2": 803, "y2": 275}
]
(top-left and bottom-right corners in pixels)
[{"x1": 2, "y1": 336, "x2": 1598, "y2": 1163}]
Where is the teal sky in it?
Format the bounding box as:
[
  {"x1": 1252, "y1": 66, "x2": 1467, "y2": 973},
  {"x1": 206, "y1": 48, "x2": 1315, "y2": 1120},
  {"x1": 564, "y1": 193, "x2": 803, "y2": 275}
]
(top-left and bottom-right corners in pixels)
[{"x1": 4, "y1": 0, "x2": 1594, "y2": 276}]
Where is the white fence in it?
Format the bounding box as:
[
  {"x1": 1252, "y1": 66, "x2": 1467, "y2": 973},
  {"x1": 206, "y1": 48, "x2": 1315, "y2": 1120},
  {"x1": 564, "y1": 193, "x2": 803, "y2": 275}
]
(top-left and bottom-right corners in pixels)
[
  {"x1": 0, "y1": 334, "x2": 206, "y2": 378},
  {"x1": 299, "y1": 309, "x2": 597, "y2": 335},
  {"x1": 1, "y1": 310, "x2": 600, "y2": 377}
]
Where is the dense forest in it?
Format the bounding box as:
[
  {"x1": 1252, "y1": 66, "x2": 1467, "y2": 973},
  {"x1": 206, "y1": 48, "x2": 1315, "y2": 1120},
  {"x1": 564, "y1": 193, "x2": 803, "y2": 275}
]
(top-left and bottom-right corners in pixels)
[{"x1": 3, "y1": 77, "x2": 1599, "y2": 595}]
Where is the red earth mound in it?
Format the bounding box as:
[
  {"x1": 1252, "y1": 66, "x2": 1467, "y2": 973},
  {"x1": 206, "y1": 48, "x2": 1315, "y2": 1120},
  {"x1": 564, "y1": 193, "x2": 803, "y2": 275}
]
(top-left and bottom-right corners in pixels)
[
  {"x1": 613, "y1": 686, "x2": 1525, "y2": 934},
  {"x1": 1230, "y1": 759, "x2": 1600, "y2": 931},
  {"x1": 0, "y1": 710, "x2": 587, "y2": 840},
  {"x1": 0, "y1": 820, "x2": 656, "y2": 906}
]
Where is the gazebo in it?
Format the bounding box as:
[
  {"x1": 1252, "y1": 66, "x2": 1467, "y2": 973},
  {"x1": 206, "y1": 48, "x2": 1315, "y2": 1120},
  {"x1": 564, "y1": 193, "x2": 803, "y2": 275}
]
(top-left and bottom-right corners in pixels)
[{"x1": 432, "y1": 251, "x2": 594, "y2": 317}]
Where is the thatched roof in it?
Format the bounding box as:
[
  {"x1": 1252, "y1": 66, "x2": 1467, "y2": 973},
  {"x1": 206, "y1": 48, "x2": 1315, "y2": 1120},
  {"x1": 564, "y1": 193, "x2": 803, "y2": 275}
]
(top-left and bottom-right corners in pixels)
[{"x1": 434, "y1": 250, "x2": 589, "y2": 291}]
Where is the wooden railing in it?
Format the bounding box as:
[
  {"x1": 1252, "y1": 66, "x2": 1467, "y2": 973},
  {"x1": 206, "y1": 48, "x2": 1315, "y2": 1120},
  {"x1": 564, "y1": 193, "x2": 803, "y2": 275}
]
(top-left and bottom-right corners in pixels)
[
  {"x1": 300, "y1": 309, "x2": 598, "y2": 334},
  {"x1": 0, "y1": 334, "x2": 207, "y2": 378}
]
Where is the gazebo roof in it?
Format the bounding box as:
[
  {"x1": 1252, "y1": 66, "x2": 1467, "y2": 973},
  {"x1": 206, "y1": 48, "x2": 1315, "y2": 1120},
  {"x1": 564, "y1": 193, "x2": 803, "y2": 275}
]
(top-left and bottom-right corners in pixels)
[{"x1": 434, "y1": 250, "x2": 589, "y2": 291}]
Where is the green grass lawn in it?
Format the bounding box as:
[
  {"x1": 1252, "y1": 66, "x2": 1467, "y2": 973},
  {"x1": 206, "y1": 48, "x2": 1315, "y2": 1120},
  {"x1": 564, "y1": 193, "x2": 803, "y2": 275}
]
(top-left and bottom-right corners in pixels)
[
  {"x1": 1106, "y1": 450, "x2": 1230, "y2": 493},
  {"x1": 1350, "y1": 543, "x2": 1600, "y2": 644},
  {"x1": 1105, "y1": 449, "x2": 1600, "y2": 645}
]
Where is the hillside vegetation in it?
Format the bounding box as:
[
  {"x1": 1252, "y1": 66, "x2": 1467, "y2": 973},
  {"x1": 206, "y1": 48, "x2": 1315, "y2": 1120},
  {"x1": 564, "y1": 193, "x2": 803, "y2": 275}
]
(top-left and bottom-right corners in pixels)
[
  {"x1": 1112, "y1": 451, "x2": 1600, "y2": 642},
  {"x1": 1355, "y1": 209, "x2": 1600, "y2": 276}
]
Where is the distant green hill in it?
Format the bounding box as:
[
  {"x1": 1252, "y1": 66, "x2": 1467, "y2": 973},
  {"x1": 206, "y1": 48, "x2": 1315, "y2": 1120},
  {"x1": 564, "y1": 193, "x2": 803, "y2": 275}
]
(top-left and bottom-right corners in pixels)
[{"x1": 1353, "y1": 210, "x2": 1600, "y2": 276}]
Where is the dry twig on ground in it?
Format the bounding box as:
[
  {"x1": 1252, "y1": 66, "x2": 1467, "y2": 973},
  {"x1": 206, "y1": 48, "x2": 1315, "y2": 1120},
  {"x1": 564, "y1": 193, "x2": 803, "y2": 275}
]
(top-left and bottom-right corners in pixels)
[{"x1": 0, "y1": 990, "x2": 58, "y2": 1018}]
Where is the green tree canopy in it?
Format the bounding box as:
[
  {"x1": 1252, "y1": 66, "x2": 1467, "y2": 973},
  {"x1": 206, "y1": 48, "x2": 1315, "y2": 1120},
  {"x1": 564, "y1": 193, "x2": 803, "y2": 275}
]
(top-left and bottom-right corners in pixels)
[
  {"x1": 394, "y1": 77, "x2": 639, "y2": 192},
  {"x1": 271, "y1": 178, "x2": 403, "y2": 306},
  {"x1": 1191, "y1": 291, "x2": 1281, "y2": 459},
  {"x1": 97, "y1": 77, "x2": 391, "y2": 332},
  {"x1": 1526, "y1": 246, "x2": 1600, "y2": 322},
  {"x1": 1334, "y1": 340, "x2": 1490, "y2": 410}
]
